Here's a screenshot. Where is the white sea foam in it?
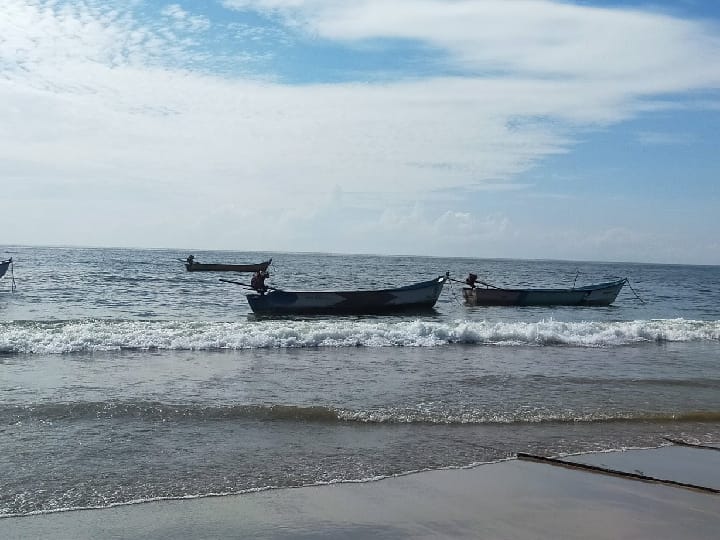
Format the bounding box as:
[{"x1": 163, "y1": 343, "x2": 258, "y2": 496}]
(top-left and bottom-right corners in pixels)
[{"x1": 0, "y1": 318, "x2": 718, "y2": 354}]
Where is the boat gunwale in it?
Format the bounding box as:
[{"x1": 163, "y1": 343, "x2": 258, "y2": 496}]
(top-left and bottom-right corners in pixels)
[
  {"x1": 185, "y1": 259, "x2": 272, "y2": 272},
  {"x1": 467, "y1": 278, "x2": 627, "y2": 294},
  {"x1": 250, "y1": 275, "x2": 448, "y2": 296}
]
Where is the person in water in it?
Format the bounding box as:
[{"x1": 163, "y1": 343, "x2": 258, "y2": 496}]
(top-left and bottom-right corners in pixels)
[{"x1": 251, "y1": 269, "x2": 269, "y2": 294}]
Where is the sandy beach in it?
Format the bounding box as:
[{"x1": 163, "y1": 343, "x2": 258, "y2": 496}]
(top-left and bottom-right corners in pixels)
[{"x1": 3, "y1": 446, "x2": 718, "y2": 540}]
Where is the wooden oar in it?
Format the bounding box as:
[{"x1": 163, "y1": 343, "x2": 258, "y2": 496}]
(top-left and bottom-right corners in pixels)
[
  {"x1": 448, "y1": 276, "x2": 499, "y2": 289},
  {"x1": 219, "y1": 278, "x2": 283, "y2": 291}
]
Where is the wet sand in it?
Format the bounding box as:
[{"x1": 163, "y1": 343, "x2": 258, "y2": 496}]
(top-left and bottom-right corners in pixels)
[{"x1": 3, "y1": 447, "x2": 719, "y2": 540}]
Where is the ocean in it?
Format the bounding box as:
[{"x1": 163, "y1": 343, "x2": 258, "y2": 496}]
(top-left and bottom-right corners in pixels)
[{"x1": 1, "y1": 246, "x2": 719, "y2": 517}]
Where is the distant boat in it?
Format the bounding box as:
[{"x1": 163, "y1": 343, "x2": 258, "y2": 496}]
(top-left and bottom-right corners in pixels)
[
  {"x1": 462, "y1": 277, "x2": 627, "y2": 307},
  {"x1": 244, "y1": 275, "x2": 448, "y2": 315},
  {"x1": 0, "y1": 258, "x2": 11, "y2": 280},
  {"x1": 184, "y1": 255, "x2": 272, "y2": 273}
]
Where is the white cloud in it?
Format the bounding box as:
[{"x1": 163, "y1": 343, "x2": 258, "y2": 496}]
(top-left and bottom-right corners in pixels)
[
  {"x1": 223, "y1": 0, "x2": 720, "y2": 88},
  {"x1": 1, "y1": 1, "x2": 720, "y2": 262},
  {"x1": 434, "y1": 211, "x2": 508, "y2": 237},
  {"x1": 161, "y1": 4, "x2": 211, "y2": 33}
]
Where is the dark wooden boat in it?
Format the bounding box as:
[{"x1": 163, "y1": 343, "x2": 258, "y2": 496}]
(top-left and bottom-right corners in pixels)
[
  {"x1": 0, "y1": 258, "x2": 11, "y2": 280},
  {"x1": 185, "y1": 256, "x2": 271, "y2": 273},
  {"x1": 245, "y1": 275, "x2": 448, "y2": 315},
  {"x1": 462, "y1": 278, "x2": 627, "y2": 307}
]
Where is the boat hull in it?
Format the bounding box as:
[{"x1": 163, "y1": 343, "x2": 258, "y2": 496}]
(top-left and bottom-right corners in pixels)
[
  {"x1": 185, "y1": 259, "x2": 272, "y2": 273},
  {"x1": 247, "y1": 275, "x2": 448, "y2": 315},
  {"x1": 0, "y1": 258, "x2": 11, "y2": 280},
  {"x1": 462, "y1": 279, "x2": 626, "y2": 307}
]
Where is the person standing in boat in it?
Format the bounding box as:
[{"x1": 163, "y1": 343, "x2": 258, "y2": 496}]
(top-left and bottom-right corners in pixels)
[{"x1": 251, "y1": 269, "x2": 269, "y2": 294}]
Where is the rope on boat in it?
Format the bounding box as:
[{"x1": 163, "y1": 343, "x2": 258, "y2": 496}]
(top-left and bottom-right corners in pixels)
[
  {"x1": 624, "y1": 278, "x2": 645, "y2": 304},
  {"x1": 446, "y1": 275, "x2": 467, "y2": 307},
  {"x1": 3, "y1": 258, "x2": 17, "y2": 292}
]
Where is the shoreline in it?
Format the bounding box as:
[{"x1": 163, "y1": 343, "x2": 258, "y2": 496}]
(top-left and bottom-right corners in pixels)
[
  {"x1": 1, "y1": 457, "x2": 519, "y2": 520},
  {"x1": 0, "y1": 443, "x2": 678, "y2": 520},
  {"x1": 3, "y1": 445, "x2": 719, "y2": 539}
]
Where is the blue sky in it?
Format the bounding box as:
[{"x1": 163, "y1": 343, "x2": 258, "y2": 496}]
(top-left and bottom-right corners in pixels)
[{"x1": 2, "y1": 0, "x2": 719, "y2": 264}]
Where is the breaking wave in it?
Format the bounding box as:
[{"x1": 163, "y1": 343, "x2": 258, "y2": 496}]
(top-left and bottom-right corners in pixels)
[
  {"x1": 0, "y1": 318, "x2": 718, "y2": 354},
  {"x1": 5, "y1": 401, "x2": 720, "y2": 426},
  {"x1": 2, "y1": 402, "x2": 339, "y2": 423}
]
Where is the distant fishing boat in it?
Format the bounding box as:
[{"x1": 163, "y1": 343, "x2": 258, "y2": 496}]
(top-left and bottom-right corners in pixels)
[
  {"x1": 461, "y1": 274, "x2": 627, "y2": 307},
  {"x1": 0, "y1": 258, "x2": 11, "y2": 280},
  {"x1": 184, "y1": 255, "x2": 271, "y2": 273},
  {"x1": 230, "y1": 275, "x2": 448, "y2": 315}
]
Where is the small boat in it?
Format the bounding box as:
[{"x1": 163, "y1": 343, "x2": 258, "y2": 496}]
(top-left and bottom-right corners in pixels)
[
  {"x1": 245, "y1": 275, "x2": 448, "y2": 315},
  {"x1": 0, "y1": 258, "x2": 11, "y2": 280},
  {"x1": 184, "y1": 255, "x2": 272, "y2": 273},
  {"x1": 462, "y1": 276, "x2": 627, "y2": 307}
]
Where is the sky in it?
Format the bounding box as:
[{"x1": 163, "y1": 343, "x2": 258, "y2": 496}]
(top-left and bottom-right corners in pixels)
[{"x1": 2, "y1": 0, "x2": 719, "y2": 264}]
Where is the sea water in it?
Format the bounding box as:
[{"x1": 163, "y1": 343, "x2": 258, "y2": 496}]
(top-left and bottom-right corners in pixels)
[{"x1": 0, "y1": 246, "x2": 718, "y2": 516}]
